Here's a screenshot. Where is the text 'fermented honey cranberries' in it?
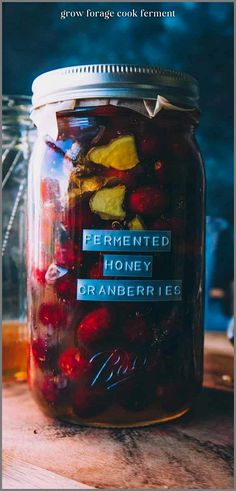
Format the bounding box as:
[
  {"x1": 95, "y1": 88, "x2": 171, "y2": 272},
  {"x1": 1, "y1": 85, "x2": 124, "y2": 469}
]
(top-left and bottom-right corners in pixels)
[
  {"x1": 38, "y1": 303, "x2": 67, "y2": 328},
  {"x1": 77, "y1": 306, "x2": 113, "y2": 345},
  {"x1": 59, "y1": 347, "x2": 90, "y2": 380},
  {"x1": 128, "y1": 186, "x2": 169, "y2": 216}
]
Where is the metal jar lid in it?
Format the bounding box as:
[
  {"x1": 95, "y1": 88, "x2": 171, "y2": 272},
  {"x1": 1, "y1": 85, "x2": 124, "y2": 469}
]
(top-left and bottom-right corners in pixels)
[{"x1": 32, "y1": 64, "x2": 199, "y2": 110}]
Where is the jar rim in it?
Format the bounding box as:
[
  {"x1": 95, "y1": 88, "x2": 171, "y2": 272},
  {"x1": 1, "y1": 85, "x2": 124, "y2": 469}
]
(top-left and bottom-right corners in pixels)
[{"x1": 31, "y1": 64, "x2": 199, "y2": 110}]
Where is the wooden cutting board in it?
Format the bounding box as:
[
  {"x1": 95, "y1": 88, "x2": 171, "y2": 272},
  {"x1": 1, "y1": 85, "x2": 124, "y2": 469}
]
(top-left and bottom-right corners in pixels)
[
  {"x1": 2, "y1": 332, "x2": 234, "y2": 489},
  {"x1": 2, "y1": 455, "x2": 94, "y2": 489}
]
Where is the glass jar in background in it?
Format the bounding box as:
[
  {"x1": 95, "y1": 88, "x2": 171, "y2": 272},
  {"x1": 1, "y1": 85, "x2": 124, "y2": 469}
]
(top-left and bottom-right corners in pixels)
[
  {"x1": 28, "y1": 65, "x2": 205, "y2": 427},
  {"x1": 2, "y1": 96, "x2": 36, "y2": 382}
]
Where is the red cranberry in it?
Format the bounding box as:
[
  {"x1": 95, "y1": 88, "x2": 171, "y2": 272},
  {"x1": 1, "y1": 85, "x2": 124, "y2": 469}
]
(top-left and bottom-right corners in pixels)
[
  {"x1": 41, "y1": 377, "x2": 58, "y2": 403},
  {"x1": 32, "y1": 267, "x2": 47, "y2": 285},
  {"x1": 38, "y1": 303, "x2": 67, "y2": 328},
  {"x1": 32, "y1": 338, "x2": 47, "y2": 366},
  {"x1": 58, "y1": 347, "x2": 90, "y2": 380},
  {"x1": 55, "y1": 273, "x2": 77, "y2": 302},
  {"x1": 41, "y1": 374, "x2": 69, "y2": 404},
  {"x1": 31, "y1": 338, "x2": 57, "y2": 369},
  {"x1": 77, "y1": 306, "x2": 113, "y2": 345},
  {"x1": 122, "y1": 314, "x2": 153, "y2": 346},
  {"x1": 128, "y1": 186, "x2": 169, "y2": 216},
  {"x1": 73, "y1": 387, "x2": 108, "y2": 417},
  {"x1": 55, "y1": 240, "x2": 83, "y2": 270}
]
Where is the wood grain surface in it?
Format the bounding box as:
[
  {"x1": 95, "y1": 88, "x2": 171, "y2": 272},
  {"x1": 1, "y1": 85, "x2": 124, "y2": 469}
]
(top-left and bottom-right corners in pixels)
[
  {"x1": 2, "y1": 332, "x2": 234, "y2": 490},
  {"x1": 2, "y1": 456, "x2": 94, "y2": 489}
]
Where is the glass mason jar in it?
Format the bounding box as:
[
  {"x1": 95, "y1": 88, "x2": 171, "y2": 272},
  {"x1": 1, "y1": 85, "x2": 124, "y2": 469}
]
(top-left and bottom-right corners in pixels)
[
  {"x1": 28, "y1": 65, "x2": 205, "y2": 427},
  {"x1": 2, "y1": 96, "x2": 36, "y2": 381}
]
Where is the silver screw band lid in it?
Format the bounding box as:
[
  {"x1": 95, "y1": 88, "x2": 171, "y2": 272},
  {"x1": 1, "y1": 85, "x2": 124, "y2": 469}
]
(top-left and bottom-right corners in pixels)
[{"x1": 32, "y1": 64, "x2": 199, "y2": 109}]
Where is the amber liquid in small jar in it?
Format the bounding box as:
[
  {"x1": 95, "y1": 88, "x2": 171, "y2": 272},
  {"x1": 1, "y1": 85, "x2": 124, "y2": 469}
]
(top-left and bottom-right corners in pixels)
[
  {"x1": 2, "y1": 320, "x2": 28, "y2": 381},
  {"x1": 27, "y1": 106, "x2": 205, "y2": 427}
]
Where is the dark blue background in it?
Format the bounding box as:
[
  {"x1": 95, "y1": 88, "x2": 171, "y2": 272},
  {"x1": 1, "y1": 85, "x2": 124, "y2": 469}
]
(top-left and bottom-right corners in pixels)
[{"x1": 3, "y1": 2, "x2": 234, "y2": 222}]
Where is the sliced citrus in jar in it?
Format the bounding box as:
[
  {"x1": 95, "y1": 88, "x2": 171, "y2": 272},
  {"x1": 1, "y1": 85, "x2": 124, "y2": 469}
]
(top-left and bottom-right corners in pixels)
[
  {"x1": 128, "y1": 215, "x2": 145, "y2": 230},
  {"x1": 68, "y1": 176, "x2": 109, "y2": 204},
  {"x1": 88, "y1": 135, "x2": 139, "y2": 170},
  {"x1": 89, "y1": 184, "x2": 126, "y2": 220}
]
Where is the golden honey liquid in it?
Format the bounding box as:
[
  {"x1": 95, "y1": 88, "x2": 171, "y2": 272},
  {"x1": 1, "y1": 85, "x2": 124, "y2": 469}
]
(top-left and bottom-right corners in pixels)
[{"x1": 2, "y1": 320, "x2": 28, "y2": 382}]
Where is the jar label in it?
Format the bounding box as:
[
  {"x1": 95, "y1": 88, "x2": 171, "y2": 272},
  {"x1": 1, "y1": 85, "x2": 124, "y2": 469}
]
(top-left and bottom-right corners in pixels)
[
  {"x1": 103, "y1": 254, "x2": 153, "y2": 277},
  {"x1": 83, "y1": 229, "x2": 171, "y2": 252},
  {"x1": 78, "y1": 228, "x2": 182, "y2": 302},
  {"x1": 77, "y1": 279, "x2": 182, "y2": 301}
]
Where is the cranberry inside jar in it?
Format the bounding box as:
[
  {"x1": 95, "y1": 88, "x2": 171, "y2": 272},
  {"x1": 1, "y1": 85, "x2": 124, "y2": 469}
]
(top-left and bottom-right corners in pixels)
[{"x1": 28, "y1": 65, "x2": 205, "y2": 427}]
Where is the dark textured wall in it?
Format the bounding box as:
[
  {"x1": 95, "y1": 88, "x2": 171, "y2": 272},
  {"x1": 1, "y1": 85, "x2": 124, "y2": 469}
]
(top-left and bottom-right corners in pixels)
[{"x1": 3, "y1": 2, "x2": 234, "y2": 223}]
